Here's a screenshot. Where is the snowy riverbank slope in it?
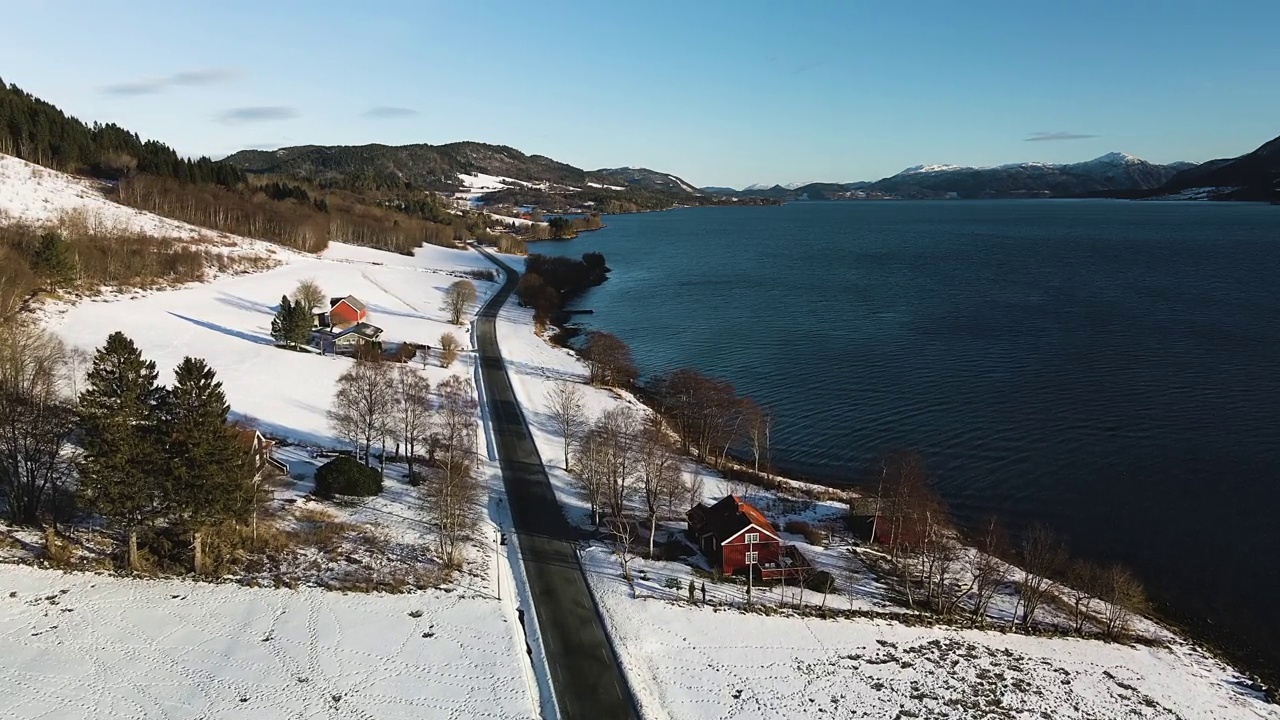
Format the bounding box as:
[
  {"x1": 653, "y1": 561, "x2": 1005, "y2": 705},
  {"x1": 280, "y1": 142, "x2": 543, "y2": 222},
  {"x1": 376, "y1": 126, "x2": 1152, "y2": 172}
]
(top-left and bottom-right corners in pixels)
[{"x1": 491, "y1": 294, "x2": 1280, "y2": 720}]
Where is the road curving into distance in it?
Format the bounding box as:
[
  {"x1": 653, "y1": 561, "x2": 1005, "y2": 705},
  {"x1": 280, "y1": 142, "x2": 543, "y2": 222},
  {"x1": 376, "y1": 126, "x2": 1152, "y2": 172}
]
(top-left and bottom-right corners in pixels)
[{"x1": 473, "y1": 246, "x2": 639, "y2": 720}]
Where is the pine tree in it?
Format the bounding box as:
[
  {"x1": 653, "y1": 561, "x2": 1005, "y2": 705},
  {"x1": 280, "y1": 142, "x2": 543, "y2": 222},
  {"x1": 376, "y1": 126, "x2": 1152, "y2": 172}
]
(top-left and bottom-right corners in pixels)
[
  {"x1": 33, "y1": 231, "x2": 77, "y2": 287},
  {"x1": 286, "y1": 297, "x2": 313, "y2": 347},
  {"x1": 158, "y1": 357, "x2": 253, "y2": 573},
  {"x1": 271, "y1": 295, "x2": 294, "y2": 347},
  {"x1": 77, "y1": 332, "x2": 164, "y2": 570}
]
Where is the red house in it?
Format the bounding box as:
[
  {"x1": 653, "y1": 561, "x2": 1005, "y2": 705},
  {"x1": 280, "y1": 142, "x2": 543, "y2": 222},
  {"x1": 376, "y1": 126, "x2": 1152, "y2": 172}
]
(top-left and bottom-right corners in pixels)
[
  {"x1": 328, "y1": 296, "x2": 368, "y2": 327},
  {"x1": 687, "y1": 495, "x2": 789, "y2": 578}
]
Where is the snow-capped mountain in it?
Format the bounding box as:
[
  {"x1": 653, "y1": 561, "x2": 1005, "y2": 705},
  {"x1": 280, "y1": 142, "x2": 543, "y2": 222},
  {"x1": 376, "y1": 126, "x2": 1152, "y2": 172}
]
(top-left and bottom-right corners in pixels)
[
  {"x1": 895, "y1": 152, "x2": 1160, "y2": 178},
  {"x1": 742, "y1": 181, "x2": 815, "y2": 191},
  {"x1": 873, "y1": 152, "x2": 1195, "y2": 198}
]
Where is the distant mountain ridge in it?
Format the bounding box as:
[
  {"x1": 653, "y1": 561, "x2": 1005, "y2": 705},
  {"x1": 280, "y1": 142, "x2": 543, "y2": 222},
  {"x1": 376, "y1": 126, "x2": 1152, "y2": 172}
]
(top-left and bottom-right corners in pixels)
[
  {"x1": 871, "y1": 152, "x2": 1195, "y2": 199},
  {"x1": 1150, "y1": 134, "x2": 1280, "y2": 201},
  {"x1": 715, "y1": 152, "x2": 1196, "y2": 200},
  {"x1": 223, "y1": 142, "x2": 703, "y2": 200}
]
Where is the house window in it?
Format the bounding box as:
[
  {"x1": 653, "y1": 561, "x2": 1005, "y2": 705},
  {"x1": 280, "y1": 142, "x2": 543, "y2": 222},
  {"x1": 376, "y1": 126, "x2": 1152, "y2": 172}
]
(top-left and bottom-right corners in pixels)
[
  {"x1": 745, "y1": 532, "x2": 760, "y2": 544},
  {"x1": 745, "y1": 551, "x2": 759, "y2": 564}
]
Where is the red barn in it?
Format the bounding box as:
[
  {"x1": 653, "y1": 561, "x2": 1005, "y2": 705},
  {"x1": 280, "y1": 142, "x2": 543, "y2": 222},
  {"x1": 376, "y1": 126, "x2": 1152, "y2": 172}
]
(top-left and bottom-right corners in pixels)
[
  {"x1": 687, "y1": 495, "x2": 788, "y2": 578},
  {"x1": 328, "y1": 296, "x2": 368, "y2": 327}
]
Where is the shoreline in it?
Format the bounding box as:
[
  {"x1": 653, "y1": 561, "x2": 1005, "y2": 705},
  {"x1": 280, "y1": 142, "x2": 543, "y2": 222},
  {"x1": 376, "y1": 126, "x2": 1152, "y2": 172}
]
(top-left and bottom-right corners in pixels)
[
  {"x1": 486, "y1": 247, "x2": 1280, "y2": 714},
  {"x1": 524, "y1": 244, "x2": 1280, "y2": 697}
]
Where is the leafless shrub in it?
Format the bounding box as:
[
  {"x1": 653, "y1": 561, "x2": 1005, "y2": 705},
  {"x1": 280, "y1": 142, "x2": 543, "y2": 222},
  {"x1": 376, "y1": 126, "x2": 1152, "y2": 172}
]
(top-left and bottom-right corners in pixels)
[
  {"x1": 784, "y1": 520, "x2": 828, "y2": 547},
  {"x1": 438, "y1": 332, "x2": 460, "y2": 367},
  {"x1": 1100, "y1": 564, "x2": 1149, "y2": 640}
]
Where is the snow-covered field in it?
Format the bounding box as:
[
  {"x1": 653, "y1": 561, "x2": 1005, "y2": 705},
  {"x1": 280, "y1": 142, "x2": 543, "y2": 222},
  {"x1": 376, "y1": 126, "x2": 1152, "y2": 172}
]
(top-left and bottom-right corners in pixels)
[
  {"x1": 47, "y1": 241, "x2": 497, "y2": 446},
  {"x1": 491, "y1": 295, "x2": 1280, "y2": 720},
  {"x1": 0, "y1": 160, "x2": 548, "y2": 718},
  {"x1": 2, "y1": 156, "x2": 1275, "y2": 719},
  {"x1": 0, "y1": 564, "x2": 536, "y2": 720},
  {"x1": 584, "y1": 576, "x2": 1273, "y2": 720}
]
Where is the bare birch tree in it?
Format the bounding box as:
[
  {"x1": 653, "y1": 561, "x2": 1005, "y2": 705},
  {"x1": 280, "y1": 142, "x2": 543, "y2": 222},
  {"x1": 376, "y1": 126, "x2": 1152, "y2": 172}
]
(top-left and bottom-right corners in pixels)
[
  {"x1": 391, "y1": 365, "x2": 432, "y2": 482},
  {"x1": 594, "y1": 407, "x2": 640, "y2": 519},
  {"x1": 968, "y1": 517, "x2": 1012, "y2": 624},
  {"x1": 1017, "y1": 523, "x2": 1067, "y2": 629},
  {"x1": 607, "y1": 515, "x2": 637, "y2": 586},
  {"x1": 545, "y1": 380, "x2": 587, "y2": 469},
  {"x1": 635, "y1": 414, "x2": 682, "y2": 559},
  {"x1": 0, "y1": 323, "x2": 77, "y2": 526},
  {"x1": 328, "y1": 360, "x2": 394, "y2": 466},
  {"x1": 1066, "y1": 559, "x2": 1103, "y2": 635},
  {"x1": 0, "y1": 249, "x2": 34, "y2": 319},
  {"x1": 573, "y1": 428, "x2": 608, "y2": 526},
  {"x1": 1100, "y1": 564, "x2": 1148, "y2": 640},
  {"x1": 741, "y1": 398, "x2": 771, "y2": 473},
  {"x1": 423, "y1": 375, "x2": 482, "y2": 568}
]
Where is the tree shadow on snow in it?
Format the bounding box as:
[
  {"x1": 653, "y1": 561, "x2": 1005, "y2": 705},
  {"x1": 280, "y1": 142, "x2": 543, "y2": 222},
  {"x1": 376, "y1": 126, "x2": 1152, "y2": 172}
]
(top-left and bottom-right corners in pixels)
[
  {"x1": 168, "y1": 312, "x2": 273, "y2": 346},
  {"x1": 215, "y1": 292, "x2": 274, "y2": 315}
]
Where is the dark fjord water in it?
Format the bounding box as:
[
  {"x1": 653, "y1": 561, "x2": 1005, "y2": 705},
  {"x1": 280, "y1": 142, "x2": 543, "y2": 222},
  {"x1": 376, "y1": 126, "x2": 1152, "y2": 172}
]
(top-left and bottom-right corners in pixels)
[{"x1": 540, "y1": 200, "x2": 1280, "y2": 680}]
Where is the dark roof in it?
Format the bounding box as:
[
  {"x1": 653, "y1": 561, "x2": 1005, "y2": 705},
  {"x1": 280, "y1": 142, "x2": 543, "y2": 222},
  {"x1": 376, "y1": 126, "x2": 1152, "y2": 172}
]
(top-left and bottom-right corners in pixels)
[
  {"x1": 311, "y1": 322, "x2": 382, "y2": 341},
  {"x1": 330, "y1": 295, "x2": 367, "y2": 312},
  {"x1": 347, "y1": 321, "x2": 381, "y2": 339},
  {"x1": 688, "y1": 495, "x2": 780, "y2": 544}
]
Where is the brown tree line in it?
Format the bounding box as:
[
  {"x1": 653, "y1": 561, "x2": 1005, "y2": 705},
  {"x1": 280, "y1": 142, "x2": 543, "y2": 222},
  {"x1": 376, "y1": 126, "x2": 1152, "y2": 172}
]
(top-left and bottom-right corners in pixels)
[
  {"x1": 647, "y1": 367, "x2": 769, "y2": 472},
  {"x1": 860, "y1": 450, "x2": 1150, "y2": 639},
  {"x1": 116, "y1": 176, "x2": 487, "y2": 255},
  {"x1": 0, "y1": 214, "x2": 273, "y2": 320}
]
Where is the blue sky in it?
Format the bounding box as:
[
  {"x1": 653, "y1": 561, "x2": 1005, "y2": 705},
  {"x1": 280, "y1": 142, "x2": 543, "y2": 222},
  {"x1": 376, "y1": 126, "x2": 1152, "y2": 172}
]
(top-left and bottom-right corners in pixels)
[{"x1": 3, "y1": 1, "x2": 1277, "y2": 187}]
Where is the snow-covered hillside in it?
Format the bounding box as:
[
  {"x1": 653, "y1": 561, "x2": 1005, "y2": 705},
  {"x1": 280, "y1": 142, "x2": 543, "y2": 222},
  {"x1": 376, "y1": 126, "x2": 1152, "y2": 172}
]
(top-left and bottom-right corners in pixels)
[{"x1": 0, "y1": 154, "x2": 267, "y2": 250}]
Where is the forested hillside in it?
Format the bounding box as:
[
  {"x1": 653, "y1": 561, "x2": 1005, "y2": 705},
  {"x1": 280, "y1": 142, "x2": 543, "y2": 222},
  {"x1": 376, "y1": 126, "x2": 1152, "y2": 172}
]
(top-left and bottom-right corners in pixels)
[
  {"x1": 224, "y1": 142, "x2": 724, "y2": 211},
  {"x1": 0, "y1": 78, "x2": 242, "y2": 186}
]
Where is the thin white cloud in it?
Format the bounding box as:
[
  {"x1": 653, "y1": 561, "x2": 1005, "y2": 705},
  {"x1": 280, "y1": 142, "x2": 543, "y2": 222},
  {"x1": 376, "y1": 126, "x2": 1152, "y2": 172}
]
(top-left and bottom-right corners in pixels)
[
  {"x1": 103, "y1": 68, "x2": 241, "y2": 96},
  {"x1": 217, "y1": 106, "x2": 299, "y2": 124},
  {"x1": 1025, "y1": 131, "x2": 1098, "y2": 142},
  {"x1": 364, "y1": 106, "x2": 419, "y2": 119}
]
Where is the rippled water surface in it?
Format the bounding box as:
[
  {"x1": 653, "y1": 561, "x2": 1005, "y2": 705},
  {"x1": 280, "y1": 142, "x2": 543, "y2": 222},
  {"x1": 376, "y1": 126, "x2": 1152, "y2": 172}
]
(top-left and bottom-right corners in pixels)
[{"x1": 540, "y1": 200, "x2": 1280, "y2": 678}]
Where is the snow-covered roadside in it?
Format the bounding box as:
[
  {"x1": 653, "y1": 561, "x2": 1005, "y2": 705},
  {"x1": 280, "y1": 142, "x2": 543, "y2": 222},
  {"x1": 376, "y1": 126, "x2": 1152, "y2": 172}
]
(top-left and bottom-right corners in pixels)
[
  {"x1": 489, "y1": 282, "x2": 1280, "y2": 719},
  {"x1": 0, "y1": 564, "x2": 536, "y2": 720}
]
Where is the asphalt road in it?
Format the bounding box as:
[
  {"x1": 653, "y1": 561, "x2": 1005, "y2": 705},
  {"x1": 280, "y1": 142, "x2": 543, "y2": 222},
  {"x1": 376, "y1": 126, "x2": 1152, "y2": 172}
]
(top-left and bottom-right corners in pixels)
[{"x1": 473, "y1": 247, "x2": 639, "y2": 720}]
